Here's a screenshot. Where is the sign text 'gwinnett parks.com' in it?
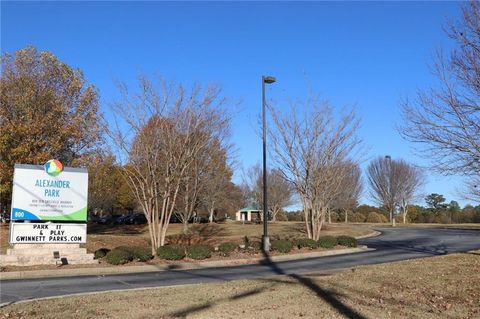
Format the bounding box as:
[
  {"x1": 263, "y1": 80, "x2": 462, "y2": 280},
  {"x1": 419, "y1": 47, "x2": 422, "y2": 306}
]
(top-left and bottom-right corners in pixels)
[{"x1": 10, "y1": 223, "x2": 87, "y2": 244}]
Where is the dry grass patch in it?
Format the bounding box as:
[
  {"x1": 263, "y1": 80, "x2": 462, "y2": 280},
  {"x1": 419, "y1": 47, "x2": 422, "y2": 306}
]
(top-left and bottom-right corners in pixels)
[{"x1": 2, "y1": 250, "x2": 479, "y2": 319}]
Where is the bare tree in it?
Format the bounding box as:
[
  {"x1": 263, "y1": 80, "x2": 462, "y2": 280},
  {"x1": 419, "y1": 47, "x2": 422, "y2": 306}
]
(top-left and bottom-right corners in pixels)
[
  {"x1": 331, "y1": 162, "x2": 363, "y2": 223},
  {"x1": 268, "y1": 96, "x2": 362, "y2": 240},
  {"x1": 396, "y1": 161, "x2": 424, "y2": 223},
  {"x1": 246, "y1": 165, "x2": 294, "y2": 222},
  {"x1": 242, "y1": 166, "x2": 262, "y2": 211},
  {"x1": 399, "y1": 1, "x2": 479, "y2": 201},
  {"x1": 176, "y1": 138, "x2": 232, "y2": 232},
  {"x1": 265, "y1": 169, "x2": 295, "y2": 221},
  {"x1": 175, "y1": 149, "x2": 203, "y2": 234},
  {"x1": 367, "y1": 157, "x2": 423, "y2": 223},
  {"x1": 367, "y1": 157, "x2": 400, "y2": 223},
  {"x1": 201, "y1": 143, "x2": 234, "y2": 223},
  {"x1": 462, "y1": 177, "x2": 480, "y2": 203},
  {"x1": 237, "y1": 182, "x2": 255, "y2": 208},
  {"x1": 108, "y1": 75, "x2": 230, "y2": 253}
]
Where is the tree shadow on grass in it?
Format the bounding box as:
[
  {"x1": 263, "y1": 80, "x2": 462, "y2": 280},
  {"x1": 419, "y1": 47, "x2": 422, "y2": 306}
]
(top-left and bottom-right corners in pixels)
[
  {"x1": 167, "y1": 286, "x2": 269, "y2": 318},
  {"x1": 260, "y1": 250, "x2": 368, "y2": 319},
  {"x1": 284, "y1": 222, "x2": 307, "y2": 236},
  {"x1": 164, "y1": 276, "x2": 299, "y2": 318},
  {"x1": 162, "y1": 251, "x2": 368, "y2": 319},
  {"x1": 464, "y1": 251, "x2": 480, "y2": 256},
  {"x1": 87, "y1": 223, "x2": 146, "y2": 235},
  {"x1": 190, "y1": 224, "x2": 230, "y2": 242}
]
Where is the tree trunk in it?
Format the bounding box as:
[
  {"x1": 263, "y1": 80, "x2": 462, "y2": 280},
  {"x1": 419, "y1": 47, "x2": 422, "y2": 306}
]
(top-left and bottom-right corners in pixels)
[
  {"x1": 344, "y1": 209, "x2": 348, "y2": 223},
  {"x1": 401, "y1": 200, "x2": 408, "y2": 224},
  {"x1": 160, "y1": 225, "x2": 168, "y2": 247},
  {"x1": 148, "y1": 223, "x2": 156, "y2": 255},
  {"x1": 271, "y1": 207, "x2": 278, "y2": 222},
  {"x1": 209, "y1": 207, "x2": 215, "y2": 223},
  {"x1": 302, "y1": 197, "x2": 312, "y2": 239},
  {"x1": 390, "y1": 208, "x2": 396, "y2": 227},
  {"x1": 182, "y1": 221, "x2": 188, "y2": 234},
  {"x1": 311, "y1": 209, "x2": 317, "y2": 240},
  {"x1": 305, "y1": 208, "x2": 312, "y2": 239}
]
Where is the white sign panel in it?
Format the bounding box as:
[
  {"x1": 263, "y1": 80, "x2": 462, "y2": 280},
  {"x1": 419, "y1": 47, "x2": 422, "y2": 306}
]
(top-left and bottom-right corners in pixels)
[
  {"x1": 10, "y1": 223, "x2": 87, "y2": 244},
  {"x1": 11, "y1": 161, "x2": 88, "y2": 221}
]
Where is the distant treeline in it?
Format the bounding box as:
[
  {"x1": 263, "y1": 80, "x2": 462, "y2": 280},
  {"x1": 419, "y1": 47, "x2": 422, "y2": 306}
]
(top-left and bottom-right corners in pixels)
[{"x1": 284, "y1": 203, "x2": 480, "y2": 224}]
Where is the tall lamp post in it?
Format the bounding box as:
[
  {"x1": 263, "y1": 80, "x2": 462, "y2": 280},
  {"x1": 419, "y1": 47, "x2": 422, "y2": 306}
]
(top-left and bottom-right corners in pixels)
[
  {"x1": 262, "y1": 75, "x2": 276, "y2": 253},
  {"x1": 385, "y1": 155, "x2": 395, "y2": 227}
]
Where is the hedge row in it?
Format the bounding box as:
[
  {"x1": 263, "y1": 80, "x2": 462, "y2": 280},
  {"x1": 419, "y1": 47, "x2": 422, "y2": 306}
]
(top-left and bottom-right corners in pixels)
[
  {"x1": 99, "y1": 246, "x2": 153, "y2": 265},
  {"x1": 218, "y1": 242, "x2": 237, "y2": 256},
  {"x1": 157, "y1": 242, "x2": 242, "y2": 260},
  {"x1": 270, "y1": 235, "x2": 358, "y2": 253},
  {"x1": 157, "y1": 245, "x2": 185, "y2": 260},
  {"x1": 96, "y1": 235, "x2": 358, "y2": 265},
  {"x1": 273, "y1": 239, "x2": 294, "y2": 253},
  {"x1": 157, "y1": 244, "x2": 215, "y2": 260}
]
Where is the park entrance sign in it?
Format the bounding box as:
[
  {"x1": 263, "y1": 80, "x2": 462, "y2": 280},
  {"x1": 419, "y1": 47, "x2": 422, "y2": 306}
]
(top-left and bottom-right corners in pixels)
[
  {"x1": 1, "y1": 160, "x2": 96, "y2": 266},
  {"x1": 11, "y1": 161, "x2": 88, "y2": 221}
]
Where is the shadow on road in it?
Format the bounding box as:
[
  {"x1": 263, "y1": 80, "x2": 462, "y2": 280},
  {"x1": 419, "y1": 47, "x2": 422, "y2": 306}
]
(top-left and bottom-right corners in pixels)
[{"x1": 360, "y1": 237, "x2": 449, "y2": 256}]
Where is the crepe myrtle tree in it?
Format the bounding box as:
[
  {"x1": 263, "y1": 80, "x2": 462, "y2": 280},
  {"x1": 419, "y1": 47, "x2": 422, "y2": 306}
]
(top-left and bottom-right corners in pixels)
[
  {"x1": 175, "y1": 138, "x2": 232, "y2": 233},
  {"x1": 108, "y1": 75, "x2": 231, "y2": 253},
  {"x1": 267, "y1": 94, "x2": 363, "y2": 240}
]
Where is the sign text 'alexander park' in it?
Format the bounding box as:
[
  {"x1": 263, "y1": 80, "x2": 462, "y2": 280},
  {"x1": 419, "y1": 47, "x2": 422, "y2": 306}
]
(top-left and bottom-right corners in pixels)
[{"x1": 11, "y1": 161, "x2": 88, "y2": 221}]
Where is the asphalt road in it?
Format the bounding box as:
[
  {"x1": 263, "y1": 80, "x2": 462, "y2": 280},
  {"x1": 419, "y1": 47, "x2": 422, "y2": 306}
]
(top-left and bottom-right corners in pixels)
[{"x1": 1, "y1": 227, "x2": 479, "y2": 306}]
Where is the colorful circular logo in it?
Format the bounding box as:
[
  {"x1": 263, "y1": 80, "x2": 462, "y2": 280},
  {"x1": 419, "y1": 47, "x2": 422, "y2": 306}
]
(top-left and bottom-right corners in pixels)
[{"x1": 44, "y1": 159, "x2": 63, "y2": 176}]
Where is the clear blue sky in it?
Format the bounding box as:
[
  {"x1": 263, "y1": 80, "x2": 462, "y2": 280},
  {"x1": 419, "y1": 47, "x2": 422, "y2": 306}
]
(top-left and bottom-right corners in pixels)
[{"x1": 1, "y1": 1, "x2": 472, "y2": 207}]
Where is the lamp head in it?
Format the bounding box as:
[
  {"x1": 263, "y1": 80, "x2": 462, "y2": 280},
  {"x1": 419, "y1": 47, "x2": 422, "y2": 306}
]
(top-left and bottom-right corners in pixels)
[{"x1": 263, "y1": 76, "x2": 276, "y2": 84}]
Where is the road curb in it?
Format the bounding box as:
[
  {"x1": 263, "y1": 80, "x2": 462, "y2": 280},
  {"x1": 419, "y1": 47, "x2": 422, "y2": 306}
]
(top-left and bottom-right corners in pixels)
[
  {"x1": 355, "y1": 230, "x2": 382, "y2": 239},
  {"x1": 0, "y1": 246, "x2": 373, "y2": 281}
]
